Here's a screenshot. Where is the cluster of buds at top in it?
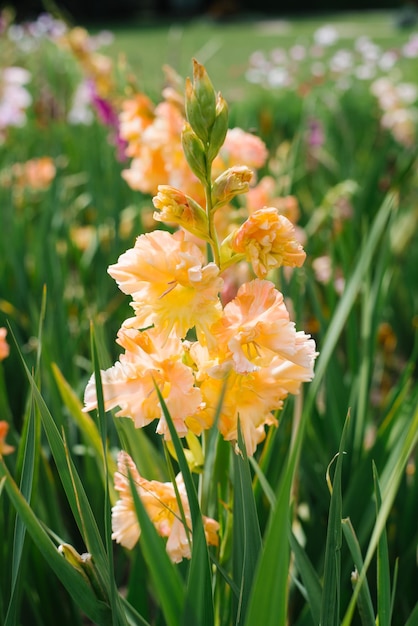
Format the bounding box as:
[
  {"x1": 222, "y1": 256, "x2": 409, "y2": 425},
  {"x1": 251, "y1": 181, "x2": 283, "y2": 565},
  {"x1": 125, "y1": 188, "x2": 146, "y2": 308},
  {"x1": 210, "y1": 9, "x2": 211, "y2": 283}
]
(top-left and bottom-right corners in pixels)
[{"x1": 182, "y1": 59, "x2": 229, "y2": 183}]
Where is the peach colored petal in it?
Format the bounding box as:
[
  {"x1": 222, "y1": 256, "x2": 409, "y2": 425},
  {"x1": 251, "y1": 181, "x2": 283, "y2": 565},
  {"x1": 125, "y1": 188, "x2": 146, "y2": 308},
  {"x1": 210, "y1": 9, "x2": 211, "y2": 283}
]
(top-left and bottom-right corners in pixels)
[
  {"x1": 84, "y1": 327, "x2": 202, "y2": 438},
  {"x1": 211, "y1": 280, "x2": 309, "y2": 373},
  {"x1": 108, "y1": 230, "x2": 223, "y2": 343},
  {"x1": 112, "y1": 451, "x2": 219, "y2": 562},
  {"x1": 232, "y1": 207, "x2": 306, "y2": 278}
]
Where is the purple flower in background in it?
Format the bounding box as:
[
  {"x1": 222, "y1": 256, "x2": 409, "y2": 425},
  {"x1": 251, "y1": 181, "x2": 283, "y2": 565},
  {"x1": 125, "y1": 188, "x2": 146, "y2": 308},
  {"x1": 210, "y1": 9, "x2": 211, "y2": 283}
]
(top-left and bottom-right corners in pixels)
[
  {"x1": 90, "y1": 82, "x2": 127, "y2": 161},
  {"x1": 307, "y1": 117, "x2": 324, "y2": 148}
]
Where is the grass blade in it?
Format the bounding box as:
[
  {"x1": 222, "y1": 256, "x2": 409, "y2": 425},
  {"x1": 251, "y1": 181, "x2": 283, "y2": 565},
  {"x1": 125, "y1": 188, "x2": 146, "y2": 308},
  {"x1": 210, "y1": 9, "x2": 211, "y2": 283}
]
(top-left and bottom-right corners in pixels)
[
  {"x1": 127, "y1": 468, "x2": 185, "y2": 626},
  {"x1": 342, "y1": 399, "x2": 418, "y2": 625},
  {"x1": 320, "y1": 413, "x2": 350, "y2": 626},
  {"x1": 0, "y1": 457, "x2": 111, "y2": 625},
  {"x1": 372, "y1": 462, "x2": 391, "y2": 626},
  {"x1": 289, "y1": 527, "x2": 322, "y2": 626},
  {"x1": 342, "y1": 518, "x2": 375, "y2": 626},
  {"x1": 232, "y1": 421, "x2": 262, "y2": 626},
  {"x1": 154, "y1": 383, "x2": 214, "y2": 626}
]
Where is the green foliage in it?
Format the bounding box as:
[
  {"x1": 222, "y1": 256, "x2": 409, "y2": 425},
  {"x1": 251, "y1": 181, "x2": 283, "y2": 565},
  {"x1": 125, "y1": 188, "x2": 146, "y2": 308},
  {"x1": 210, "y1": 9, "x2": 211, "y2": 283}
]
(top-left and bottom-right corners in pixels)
[{"x1": 1, "y1": 10, "x2": 418, "y2": 626}]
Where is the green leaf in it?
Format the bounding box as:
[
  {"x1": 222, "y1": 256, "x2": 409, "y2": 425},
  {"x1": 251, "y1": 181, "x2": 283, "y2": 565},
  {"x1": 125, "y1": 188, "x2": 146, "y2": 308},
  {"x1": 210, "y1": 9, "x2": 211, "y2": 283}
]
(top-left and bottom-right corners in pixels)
[
  {"x1": 10, "y1": 331, "x2": 111, "y2": 591},
  {"x1": 0, "y1": 458, "x2": 111, "y2": 625},
  {"x1": 372, "y1": 463, "x2": 391, "y2": 626},
  {"x1": 342, "y1": 518, "x2": 375, "y2": 626},
  {"x1": 320, "y1": 413, "x2": 350, "y2": 626},
  {"x1": 404, "y1": 601, "x2": 418, "y2": 626},
  {"x1": 127, "y1": 467, "x2": 185, "y2": 626},
  {"x1": 342, "y1": 399, "x2": 418, "y2": 625},
  {"x1": 153, "y1": 384, "x2": 214, "y2": 626},
  {"x1": 5, "y1": 396, "x2": 39, "y2": 626},
  {"x1": 51, "y1": 362, "x2": 117, "y2": 500},
  {"x1": 232, "y1": 421, "x2": 262, "y2": 626},
  {"x1": 305, "y1": 192, "x2": 396, "y2": 408},
  {"x1": 244, "y1": 440, "x2": 294, "y2": 626},
  {"x1": 90, "y1": 326, "x2": 127, "y2": 626},
  {"x1": 289, "y1": 528, "x2": 322, "y2": 626}
]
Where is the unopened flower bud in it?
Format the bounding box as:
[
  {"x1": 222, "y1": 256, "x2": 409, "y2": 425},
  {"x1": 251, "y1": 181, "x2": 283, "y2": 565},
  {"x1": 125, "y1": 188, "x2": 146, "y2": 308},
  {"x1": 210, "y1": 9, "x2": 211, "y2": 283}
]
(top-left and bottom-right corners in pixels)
[
  {"x1": 58, "y1": 543, "x2": 107, "y2": 601},
  {"x1": 181, "y1": 123, "x2": 207, "y2": 183},
  {"x1": 185, "y1": 59, "x2": 217, "y2": 144},
  {"x1": 153, "y1": 185, "x2": 209, "y2": 239},
  {"x1": 207, "y1": 94, "x2": 229, "y2": 163},
  {"x1": 211, "y1": 166, "x2": 253, "y2": 210}
]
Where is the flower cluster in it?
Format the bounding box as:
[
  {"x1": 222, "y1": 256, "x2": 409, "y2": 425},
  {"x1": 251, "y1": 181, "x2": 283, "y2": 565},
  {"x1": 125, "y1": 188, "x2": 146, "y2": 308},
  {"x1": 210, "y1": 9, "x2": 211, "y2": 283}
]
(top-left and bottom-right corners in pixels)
[
  {"x1": 84, "y1": 60, "x2": 317, "y2": 561},
  {"x1": 119, "y1": 69, "x2": 268, "y2": 205},
  {"x1": 370, "y1": 77, "x2": 418, "y2": 147}
]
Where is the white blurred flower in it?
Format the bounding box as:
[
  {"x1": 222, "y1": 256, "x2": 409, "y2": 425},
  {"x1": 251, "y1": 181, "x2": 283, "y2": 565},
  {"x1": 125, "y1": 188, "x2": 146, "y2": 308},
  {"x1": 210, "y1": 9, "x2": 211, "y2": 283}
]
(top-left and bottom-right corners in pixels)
[
  {"x1": 267, "y1": 67, "x2": 290, "y2": 87},
  {"x1": 355, "y1": 64, "x2": 376, "y2": 80},
  {"x1": 378, "y1": 51, "x2": 398, "y2": 71},
  {"x1": 67, "y1": 80, "x2": 94, "y2": 125},
  {"x1": 314, "y1": 25, "x2": 339, "y2": 47},
  {"x1": 329, "y1": 49, "x2": 353, "y2": 73},
  {"x1": 0, "y1": 67, "x2": 32, "y2": 130},
  {"x1": 397, "y1": 82, "x2": 418, "y2": 105}
]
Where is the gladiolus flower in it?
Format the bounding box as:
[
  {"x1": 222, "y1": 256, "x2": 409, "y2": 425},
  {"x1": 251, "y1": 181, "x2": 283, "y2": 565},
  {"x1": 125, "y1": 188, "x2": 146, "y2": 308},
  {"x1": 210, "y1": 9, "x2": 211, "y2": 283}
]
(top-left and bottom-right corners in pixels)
[
  {"x1": 0, "y1": 421, "x2": 14, "y2": 456},
  {"x1": 84, "y1": 327, "x2": 206, "y2": 439},
  {"x1": 108, "y1": 230, "x2": 223, "y2": 343},
  {"x1": 210, "y1": 279, "x2": 314, "y2": 373},
  {"x1": 192, "y1": 343, "x2": 316, "y2": 456},
  {"x1": 112, "y1": 451, "x2": 219, "y2": 562},
  {"x1": 0, "y1": 327, "x2": 10, "y2": 361},
  {"x1": 231, "y1": 207, "x2": 306, "y2": 278}
]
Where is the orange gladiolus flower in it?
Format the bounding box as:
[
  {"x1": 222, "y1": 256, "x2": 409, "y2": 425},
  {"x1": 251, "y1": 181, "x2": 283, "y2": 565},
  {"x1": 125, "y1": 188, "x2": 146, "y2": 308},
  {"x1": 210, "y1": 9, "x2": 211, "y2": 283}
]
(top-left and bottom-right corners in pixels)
[
  {"x1": 231, "y1": 207, "x2": 306, "y2": 278},
  {"x1": 84, "y1": 327, "x2": 205, "y2": 439},
  {"x1": 112, "y1": 451, "x2": 219, "y2": 563},
  {"x1": 108, "y1": 230, "x2": 223, "y2": 343},
  {"x1": 0, "y1": 327, "x2": 10, "y2": 361},
  {"x1": 0, "y1": 421, "x2": 14, "y2": 456},
  {"x1": 211, "y1": 279, "x2": 313, "y2": 373}
]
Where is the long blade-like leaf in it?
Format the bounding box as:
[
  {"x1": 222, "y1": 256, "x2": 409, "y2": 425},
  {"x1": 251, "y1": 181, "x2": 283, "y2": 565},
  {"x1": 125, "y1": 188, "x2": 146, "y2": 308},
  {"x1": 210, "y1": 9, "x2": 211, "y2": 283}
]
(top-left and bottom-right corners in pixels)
[
  {"x1": 372, "y1": 463, "x2": 391, "y2": 626},
  {"x1": 127, "y1": 468, "x2": 185, "y2": 626},
  {"x1": 320, "y1": 413, "x2": 350, "y2": 626},
  {"x1": 0, "y1": 458, "x2": 111, "y2": 625},
  {"x1": 289, "y1": 527, "x2": 322, "y2": 626},
  {"x1": 232, "y1": 421, "x2": 262, "y2": 626},
  {"x1": 342, "y1": 518, "x2": 375, "y2": 626},
  {"x1": 154, "y1": 383, "x2": 214, "y2": 626}
]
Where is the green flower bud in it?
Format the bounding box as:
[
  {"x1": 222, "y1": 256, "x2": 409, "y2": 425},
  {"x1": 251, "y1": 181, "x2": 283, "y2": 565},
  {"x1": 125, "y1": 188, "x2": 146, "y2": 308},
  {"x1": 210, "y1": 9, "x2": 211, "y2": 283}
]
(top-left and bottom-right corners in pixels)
[
  {"x1": 207, "y1": 94, "x2": 229, "y2": 164},
  {"x1": 181, "y1": 122, "x2": 207, "y2": 183},
  {"x1": 185, "y1": 59, "x2": 217, "y2": 144}
]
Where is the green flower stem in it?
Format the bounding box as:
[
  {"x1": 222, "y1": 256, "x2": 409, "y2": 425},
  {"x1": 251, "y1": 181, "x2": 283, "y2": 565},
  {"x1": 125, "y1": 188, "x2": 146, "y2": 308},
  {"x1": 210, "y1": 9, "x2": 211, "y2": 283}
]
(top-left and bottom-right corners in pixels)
[{"x1": 204, "y1": 164, "x2": 221, "y2": 268}]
